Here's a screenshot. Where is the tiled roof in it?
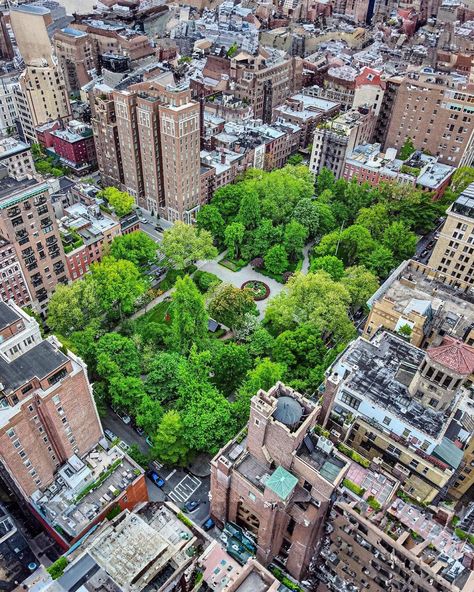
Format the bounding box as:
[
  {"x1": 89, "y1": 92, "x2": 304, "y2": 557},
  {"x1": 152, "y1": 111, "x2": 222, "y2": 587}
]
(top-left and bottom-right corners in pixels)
[{"x1": 427, "y1": 336, "x2": 474, "y2": 375}]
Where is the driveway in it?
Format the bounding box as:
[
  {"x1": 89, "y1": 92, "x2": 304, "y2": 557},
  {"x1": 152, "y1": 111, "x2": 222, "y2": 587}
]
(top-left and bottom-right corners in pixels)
[{"x1": 198, "y1": 259, "x2": 285, "y2": 316}]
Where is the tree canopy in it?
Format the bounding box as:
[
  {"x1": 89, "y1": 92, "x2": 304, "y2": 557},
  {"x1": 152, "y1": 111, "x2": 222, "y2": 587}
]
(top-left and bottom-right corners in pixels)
[
  {"x1": 99, "y1": 187, "x2": 134, "y2": 217},
  {"x1": 159, "y1": 221, "x2": 217, "y2": 270}
]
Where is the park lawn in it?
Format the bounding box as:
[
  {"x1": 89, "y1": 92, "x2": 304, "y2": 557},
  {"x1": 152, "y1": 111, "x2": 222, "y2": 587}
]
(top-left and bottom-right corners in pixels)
[
  {"x1": 134, "y1": 300, "x2": 172, "y2": 332},
  {"x1": 218, "y1": 257, "x2": 248, "y2": 272}
]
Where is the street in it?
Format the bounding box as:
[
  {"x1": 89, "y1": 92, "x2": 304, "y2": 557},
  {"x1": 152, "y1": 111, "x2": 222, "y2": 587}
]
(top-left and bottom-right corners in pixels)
[
  {"x1": 414, "y1": 218, "x2": 445, "y2": 265},
  {"x1": 136, "y1": 209, "x2": 172, "y2": 243},
  {"x1": 102, "y1": 409, "x2": 212, "y2": 526}
]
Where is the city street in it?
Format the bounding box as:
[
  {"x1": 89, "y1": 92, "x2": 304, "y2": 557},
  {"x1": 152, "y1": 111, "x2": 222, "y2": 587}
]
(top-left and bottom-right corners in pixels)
[{"x1": 414, "y1": 218, "x2": 445, "y2": 264}]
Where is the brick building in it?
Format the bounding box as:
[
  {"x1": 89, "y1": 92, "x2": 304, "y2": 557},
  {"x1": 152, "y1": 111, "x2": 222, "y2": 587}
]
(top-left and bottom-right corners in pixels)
[
  {"x1": 0, "y1": 237, "x2": 32, "y2": 307},
  {"x1": 0, "y1": 301, "x2": 103, "y2": 500},
  {"x1": 53, "y1": 27, "x2": 98, "y2": 95},
  {"x1": 0, "y1": 138, "x2": 35, "y2": 182},
  {"x1": 0, "y1": 173, "x2": 68, "y2": 314},
  {"x1": 211, "y1": 382, "x2": 349, "y2": 581},
  {"x1": 50, "y1": 120, "x2": 98, "y2": 174}
]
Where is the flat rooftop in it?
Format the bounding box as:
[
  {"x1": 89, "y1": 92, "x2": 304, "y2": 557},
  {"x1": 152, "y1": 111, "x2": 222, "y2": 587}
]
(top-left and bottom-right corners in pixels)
[
  {"x1": 0, "y1": 300, "x2": 21, "y2": 331},
  {"x1": 0, "y1": 177, "x2": 40, "y2": 208},
  {"x1": 337, "y1": 333, "x2": 450, "y2": 438},
  {"x1": 297, "y1": 433, "x2": 347, "y2": 483}
]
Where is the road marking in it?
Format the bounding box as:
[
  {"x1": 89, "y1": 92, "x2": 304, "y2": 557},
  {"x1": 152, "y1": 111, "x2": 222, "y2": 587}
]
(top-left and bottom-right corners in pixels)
[
  {"x1": 168, "y1": 475, "x2": 201, "y2": 504},
  {"x1": 166, "y1": 469, "x2": 177, "y2": 479}
]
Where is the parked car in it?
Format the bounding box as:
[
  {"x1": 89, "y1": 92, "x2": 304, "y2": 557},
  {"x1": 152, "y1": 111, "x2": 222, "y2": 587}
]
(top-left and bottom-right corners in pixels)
[
  {"x1": 134, "y1": 425, "x2": 145, "y2": 437},
  {"x1": 147, "y1": 470, "x2": 165, "y2": 488},
  {"x1": 202, "y1": 517, "x2": 215, "y2": 531},
  {"x1": 154, "y1": 224, "x2": 164, "y2": 232},
  {"x1": 427, "y1": 240, "x2": 435, "y2": 249},
  {"x1": 119, "y1": 440, "x2": 131, "y2": 453},
  {"x1": 115, "y1": 409, "x2": 131, "y2": 425},
  {"x1": 421, "y1": 249, "x2": 429, "y2": 258},
  {"x1": 184, "y1": 500, "x2": 200, "y2": 513},
  {"x1": 104, "y1": 429, "x2": 116, "y2": 441},
  {"x1": 140, "y1": 217, "x2": 147, "y2": 223},
  {"x1": 146, "y1": 435, "x2": 153, "y2": 447}
]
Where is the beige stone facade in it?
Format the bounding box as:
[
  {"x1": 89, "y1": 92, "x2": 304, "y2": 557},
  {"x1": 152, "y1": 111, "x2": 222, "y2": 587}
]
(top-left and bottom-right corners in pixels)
[{"x1": 53, "y1": 28, "x2": 98, "y2": 94}]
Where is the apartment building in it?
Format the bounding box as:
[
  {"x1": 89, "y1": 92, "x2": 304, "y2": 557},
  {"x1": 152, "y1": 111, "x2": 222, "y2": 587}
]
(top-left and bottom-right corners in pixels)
[
  {"x1": 211, "y1": 382, "x2": 349, "y2": 581},
  {"x1": 0, "y1": 78, "x2": 19, "y2": 137},
  {"x1": 382, "y1": 70, "x2": 474, "y2": 167},
  {"x1": 113, "y1": 80, "x2": 201, "y2": 222},
  {"x1": 50, "y1": 120, "x2": 97, "y2": 174},
  {"x1": 310, "y1": 107, "x2": 375, "y2": 177},
  {"x1": 0, "y1": 173, "x2": 68, "y2": 314},
  {"x1": 0, "y1": 12, "x2": 13, "y2": 61},
  {"x1": 0, "y1": 301, "x2": 103, "y2": 500},
  {"x1": 0, "y1": 137, "x2": 35, "y2": 181},
  {"x1": 428, "y1": 184, "x2": 474, "y2": 292},
  {"x1": 0, "y1": 237, "x2": 32, "y2": 307},
  {"x1": 53, "y1": 27, "x2": 98, "y2": 95},
  {"x1": 323, "y1": 331, "x2": 474, "y2": 503},
  {"x1": 317, "y1": 497, "x2": 474, "y2": 592},
  {"x1": 90, "y1": 88, "x2": 123, "y2": 189},
  {"x1": 10, "y1": 5, "x2": 72, "y2": 144}
]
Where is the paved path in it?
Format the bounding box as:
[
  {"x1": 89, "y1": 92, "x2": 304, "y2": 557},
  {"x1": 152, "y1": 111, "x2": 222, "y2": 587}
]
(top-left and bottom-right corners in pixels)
[
  {"x1": 301, "y1": 242, "x2": 314, "y2": 274},
  {"x1": 198, "y1": 259, "x2": 285, "y2": 316}
]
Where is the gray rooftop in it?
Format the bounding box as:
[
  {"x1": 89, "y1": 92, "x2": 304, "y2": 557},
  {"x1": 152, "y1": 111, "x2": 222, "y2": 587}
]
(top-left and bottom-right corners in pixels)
[{"x1": 0, "y1": 301, "x2": 21, "y2": 332}]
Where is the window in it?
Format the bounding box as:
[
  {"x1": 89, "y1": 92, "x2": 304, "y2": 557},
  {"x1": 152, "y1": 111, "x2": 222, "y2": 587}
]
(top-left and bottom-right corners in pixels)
[
  {"x1": 383, "y1": 416, "x2": 391, "y2": 426},
  {"x1": 402, "y1": 428, "x2": 410, "y2": 438},
  {"x1": 341, "y1": 392, "x2": 361, "y2": 410},
  {"x1": 248, "y1": 491, "x2": 256, "y2": 501}
]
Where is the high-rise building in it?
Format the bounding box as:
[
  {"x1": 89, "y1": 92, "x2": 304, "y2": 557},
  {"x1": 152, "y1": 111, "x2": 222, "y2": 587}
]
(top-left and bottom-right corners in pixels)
[
  {"x1": 428, "y1": 184, "x2": 474, "y2": 293},
  {"x1": 0, "y1": 300, "x2": 103, "y2": 499},
  {"x1": 53, "y1": 27, "x2": 98, "y2": 95},
  {"x1": 211, "y1": 382, "x2": 349, "y2": 581},
  {"x1": 382, "y1": 70, "x2": 474, "y2": 167},
  {"x1": 0, "y1": 12, "x2": 14, "y2": 61},
  {"x1": 112, "y1": 80, "x2": 201, "y2": 222},
  {"x1": 0, "y1": 172, "x2": 68, "y2": 314},
  {"x1": 10, "y1": 4, "x2": 72, "y2": 144}
]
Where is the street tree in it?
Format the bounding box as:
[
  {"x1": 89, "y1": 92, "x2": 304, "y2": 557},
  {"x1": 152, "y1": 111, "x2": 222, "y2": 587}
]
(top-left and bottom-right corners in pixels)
[
  {"x1": 152, "y1": 410, "x2": 189, "y2": 465},
  {"x1": 159, "y1": 221, "x2": 217, "y2": 270},
  {"x1": 210, "y1": 342, "x2": 252, "y2": 396},
  {"x1": 96, "y1": 333, "x2": 141, "y2": 380},
  {"x1": 109, "y1": 375, "x2": 146, "y2": 412},
  {"x1": 109, "y1": 231, "x2": 157, "y2": 268},
  {"x1": 99, "y1": 187, "x2": 134, "y2": 217},
  {"x1": 382, "y1": 221, "x2": 417, "y2": 262}
]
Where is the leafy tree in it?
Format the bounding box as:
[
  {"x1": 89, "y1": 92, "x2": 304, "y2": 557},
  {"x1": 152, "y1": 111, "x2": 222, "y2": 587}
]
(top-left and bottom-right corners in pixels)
[
  {"x1": 272, "y1": 323, "x2": 326, "y2": 371},
  {"x1": 92, "y1": 381, "x2": 108, "y2": 417},
  {"x1": 264, "y1": 244, "x2": 289, "y2": 275},
  {"x1": 99, "y1": 187, "x2": 134, "y2": 217},
  {"x1": 109, "y1": 375, "x2": 145, "y2": 412},
  {"x1": 193, "y1": 270, "x2": 221, "y2": 293},
  {"x1": 356, "y1": 204, "x2": 390, "y2": 240},
  {"x1": 315, "y1": 225, "x2": 374, "y2": 267},
  {"x1": 208, "y1": 283, "x2": 257, "y2": 330},
  {"x1": 310, "y1": 255, "x2": 345, "y2": 280},
  {"x1": 210, "y1": 342, "x2": 252, "y2": 396},
  {"x1": 212, "y1": 183, "x2": 248, "y2": 221},
  {"x1": 293, "y1": 197, "x2": 320, "y2": 238},
  {"x1": 233, "y1": 311, "x2": 260, "y2": 341},
  {"x1": 152, "y1": 410, "x2": 189, "y2": 465},
  {"x1": 253, "y1": 218, "x2": 282, "y2": 256},
  {"x1": 196, "y1": 205, "x2": 225, "y2": 245},
  {"x1": 96, "y1": 333, "x2": 140, "y2": 379},
  {"x1": 287, "y1": 154, "x2": 303, "y2": 165},
  {"x1": 382, "y1": 221, "x2": 417, "y2": 262},
  {"x1": 284, "y1": 220, "x2": 308, "y2": 261},
  {"x1": 315, "y1": 167, "x2": 335, "y2": 194},
  {"x1": 235, "y1": 358, "x2": 286, "y2": 422},
  {"x1": 170, "y1": 276, "x2": 208, "y2": 354},
  {"x1": 363, "y1": 244, "x2": 395, "y2": 278},
  {"x1": 449, "y1": 166, "x2": 474, "y2": 196},
  {"x1": 69, "y1": 322, "x2": 102, "y2": 371},
  {"x1": 224, "y1": 222, "x2": 245, "y2": 259},
  {"x1": 139, "y1": 322, "x2": 170, "y2": 349},
  {"x1": 92, "y1": 257, "x2": 147, "y2": 318},
  {"x1": 145, "y1": 351, "x2": 185, "y2": 404},
  {"x1": 399, "y1": 137, "x2": 416, "y2": 160},
  {"x1": 135, "y1": 394, "x2": 163, "y2": 435},
  {"x1": 159, "y1": 221, "x2": 217, "y2": 270},
  {"x1": 313, "y1": 200, "x2": 337, "y2": 234},
  {"x1": 109, "y1": 231, "x2": 157, "y2": 268},
  {"x1": 398, "y1": 324, "x2": 413, "y2": 338},
  {"x1": 47, "y1": 278, "x2": 100, "y2": 336},
  {"x1": 341, "y1": 266, "x2": 379, "y2": 313},
  {"x1": 265, "y1": 271, "x2": 355, "y2": 344},
  {"x1": 238, "y1": 191, "x2": 261, "y2": 229},
  {"x1": 248, "y1": 327, "x2": 275, "y2": 357}
]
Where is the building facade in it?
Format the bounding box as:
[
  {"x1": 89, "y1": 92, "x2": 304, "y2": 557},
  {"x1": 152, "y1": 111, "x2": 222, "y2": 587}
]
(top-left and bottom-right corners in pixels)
[{"x1": 53, "y1": 27, "x2": 98, "y2": 95}]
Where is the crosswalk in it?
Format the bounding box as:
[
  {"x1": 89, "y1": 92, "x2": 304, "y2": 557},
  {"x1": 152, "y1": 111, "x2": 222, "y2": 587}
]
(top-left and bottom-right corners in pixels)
[{"x1": 168, "y1": 474, "x2": 201, "y2": 503}]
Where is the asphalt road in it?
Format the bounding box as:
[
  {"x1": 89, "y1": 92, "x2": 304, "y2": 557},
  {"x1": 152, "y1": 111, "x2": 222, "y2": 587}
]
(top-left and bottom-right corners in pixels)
[
  {"x1": 414, "y1": 218, "x2": 445, "y2": 264},
  {"x1": 102, "y1": 409, "x2": 212, "y2": 526}
]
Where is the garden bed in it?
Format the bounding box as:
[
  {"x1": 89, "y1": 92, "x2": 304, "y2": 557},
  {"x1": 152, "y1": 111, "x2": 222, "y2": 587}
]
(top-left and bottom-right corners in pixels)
[
  {"x1": 218, "y1": 257, "x2": 247, "y2": 272},
  {"x1": 241, "y1": 280, "x2": 270, "y2": 301}
]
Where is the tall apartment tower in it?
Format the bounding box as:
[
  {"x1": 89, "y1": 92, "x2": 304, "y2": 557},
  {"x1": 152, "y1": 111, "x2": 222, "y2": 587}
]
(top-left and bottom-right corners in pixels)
[
  {"x1": 10, "y1": 5, "x2": 72, "y2": 143},
  {"x1": 0, "y1": 12, "x2": 14, "y2": 60},
  {"x1": 0, "y1": 173, "x2": 68, "y2": 314},
  {"x1": 0, "y1": 300, "x2": 103, "y2": 499},
  {"x1": 113, "y1": 80, "x2": 201, "y2": 222},
  {"x1": 428, "y1": 184, "x2": 474, "y2": 292},
  {"x1": 382, "y1": 70, "x2": 474, "y2": 167},
  {"x1": 53, "y1": 27, "x2": 98, "y2": 95}
]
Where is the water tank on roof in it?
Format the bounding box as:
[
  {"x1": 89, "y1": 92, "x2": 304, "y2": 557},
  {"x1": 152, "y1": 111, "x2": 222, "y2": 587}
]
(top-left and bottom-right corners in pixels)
[{"x1": 274, "y1": 396, "x2": 303, "y2": 426}]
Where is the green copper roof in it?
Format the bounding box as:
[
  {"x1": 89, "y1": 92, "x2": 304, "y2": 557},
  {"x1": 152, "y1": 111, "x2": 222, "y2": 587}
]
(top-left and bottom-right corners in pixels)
[{"x1": 266, "y1": 466, "x2": 298, "y2": 501}]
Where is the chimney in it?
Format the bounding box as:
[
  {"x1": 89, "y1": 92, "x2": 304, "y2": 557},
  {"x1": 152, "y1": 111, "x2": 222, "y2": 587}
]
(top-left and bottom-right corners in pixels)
[{"x1": 221, "y1": 153, "x2": 226, "y2": 164}]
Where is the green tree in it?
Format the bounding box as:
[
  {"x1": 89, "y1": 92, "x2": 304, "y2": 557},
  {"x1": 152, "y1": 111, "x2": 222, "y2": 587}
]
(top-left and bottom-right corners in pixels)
[
  {"x1": 224, "y1": 222, "x2": 245, "y2": 259},
  {"x1": 96, "y1": 333, "x2": 140, "y2": 380},
  {"x1": 152, "y1": 410, "x2": 189, "y2": 465},
  {"x1": 382, "y1": 221, "x2": 417, "y2": 262},
  {"x1": 264, "y1": 244, "x2": 289, "y2": 275},
  {"x1": 145, "y1": 351, "x2": 185, "y2": 404},
  {"x1": 363, "y1": 244, "x2": 395, "y2": 278},
  {"x1": 310, "y1": 255, "x2": 345, "y2": 280},
  {"x1": 47, "y1": 278, "x2": 100, "y2": 336},
  {"x1": 449, "y1": 166, "x2": 474, "y2": 196},
  {"x1": 135, "y1": 395, "x2": 163, "y2": 435},
  {"x1": 356, "y1": 204, "x2": 390, "y2": 240},
  {"x1": 313, "y1": 200, "x2": 337, "y2": 234},
  {"x1": 398, "y1": 324, "x2": 413, "y2": 338},
  {"x1": 208, "y1": 283, "x2": 257, "y2": 330},
  {"x1": 315, "y1": 167, "x2": 335, "y2": 194},
  {"x1": 248, "y1": 327, "x2": 275, "y2": 357},
  {"x1": 159, "y1": 221, "x2": 217, "y2": 270},
  {"x1": 287, "y1": 154, "x2": 303, "y2": 165},
  {"x1": 99, "y1": 187, "x2": 134, "y2": 217},
  {"x1": 341, "y1": 266, "x2": 379, "y2": 313},
  {"x1": 265, "y1": 271, "x2": 355, "y2": 343},
  {"x1": 238, "y1": 191, "x2": 261, "y2": 229},
  {"x1": 170, "y1": 276, "x2": 208, "y2": 354},
  {"x1": 293, "y1": 197, "x2": 320, "y2": 238},
  {"x1": 212, "y1": 183, "x2": 248, "y2": 222},
  {"x1": 92, "y1": 257, "x2": 147, "y2": 318},
  {"x1": 69, "y1": 322, "x2": 102, "y2": 371},
  {"x1": 284, "y1": 220, "x2": 308, "y2": 261},
  {"x1": 253, "y1": 218, "x2": 282, "y2": 256},
  {"x1": 109, "y1": 375, "x2": 145, "y2": 412},
  {"x1": 210, "y1": 342, "x2": 252, "y2": 396},
  {"x1": 109, "y1": 231, "x2": 157, "y2": 268},
  {"x1": 196, "y1": 205, "x2": 225, "y2": 244},
  {"x1": 315, "y1": 225, "x2": 375, "y2": 267},
  {"x1": 399, "y1": 137, "x2": 416, "y2": 160}
]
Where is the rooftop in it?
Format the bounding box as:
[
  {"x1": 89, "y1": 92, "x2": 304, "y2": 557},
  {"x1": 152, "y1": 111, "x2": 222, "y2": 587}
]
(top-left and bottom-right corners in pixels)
[
  {"x1": 32, "y1": 446, "x2": 143, "y2": 539},
  {"x1": 11, "y1": 4, "x2": 50, "y2": 15},
  {"x1": 0, "y1": 301, "x2": 21, "y2": 332},
  {"x1": 451, "y1": 184, "x2": 474, "y2": 219},
  {"x1": 297, "y1": 433, "x2": 348, "y2": 483},
  {"x1": 0, "y1": 138, "x2": 31, "y2": 160},
  {"x1": 265, "y1": 466, "x2": 299, "y2": 501},
  {"x1": 0, "y1": 177, "x2": 42, "y2": 208},
  {"x1": 428, "y1": 337, "x2": 474, "y2": 376}
]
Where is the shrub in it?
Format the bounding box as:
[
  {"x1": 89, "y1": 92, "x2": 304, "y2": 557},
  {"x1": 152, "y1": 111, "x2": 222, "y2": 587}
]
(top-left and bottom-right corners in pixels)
[
  {"x1": 337, "y1": 443, "x2": 370, "y2": 468},
  {"x1": 250, "y1": 257, "x2": 264, "y2": 269},
  {"x1": 106, "y1": 505, "x2": 122, "y2": 521},
  {"x1": 343, "y1": 479, "x2": 365, "y2": 497},
  {"x1": 47, "y1": 557, "x2": 68, "y2": 580},
  {"x1": 193, "y1": 270, "x2": 222, "y2": 293},
  {"x1": 367, "y1": 495, "x2": 381, "y2": 511},
  {"x1": 177, "y1": 512, "x2": 193, "y2": 528}
]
